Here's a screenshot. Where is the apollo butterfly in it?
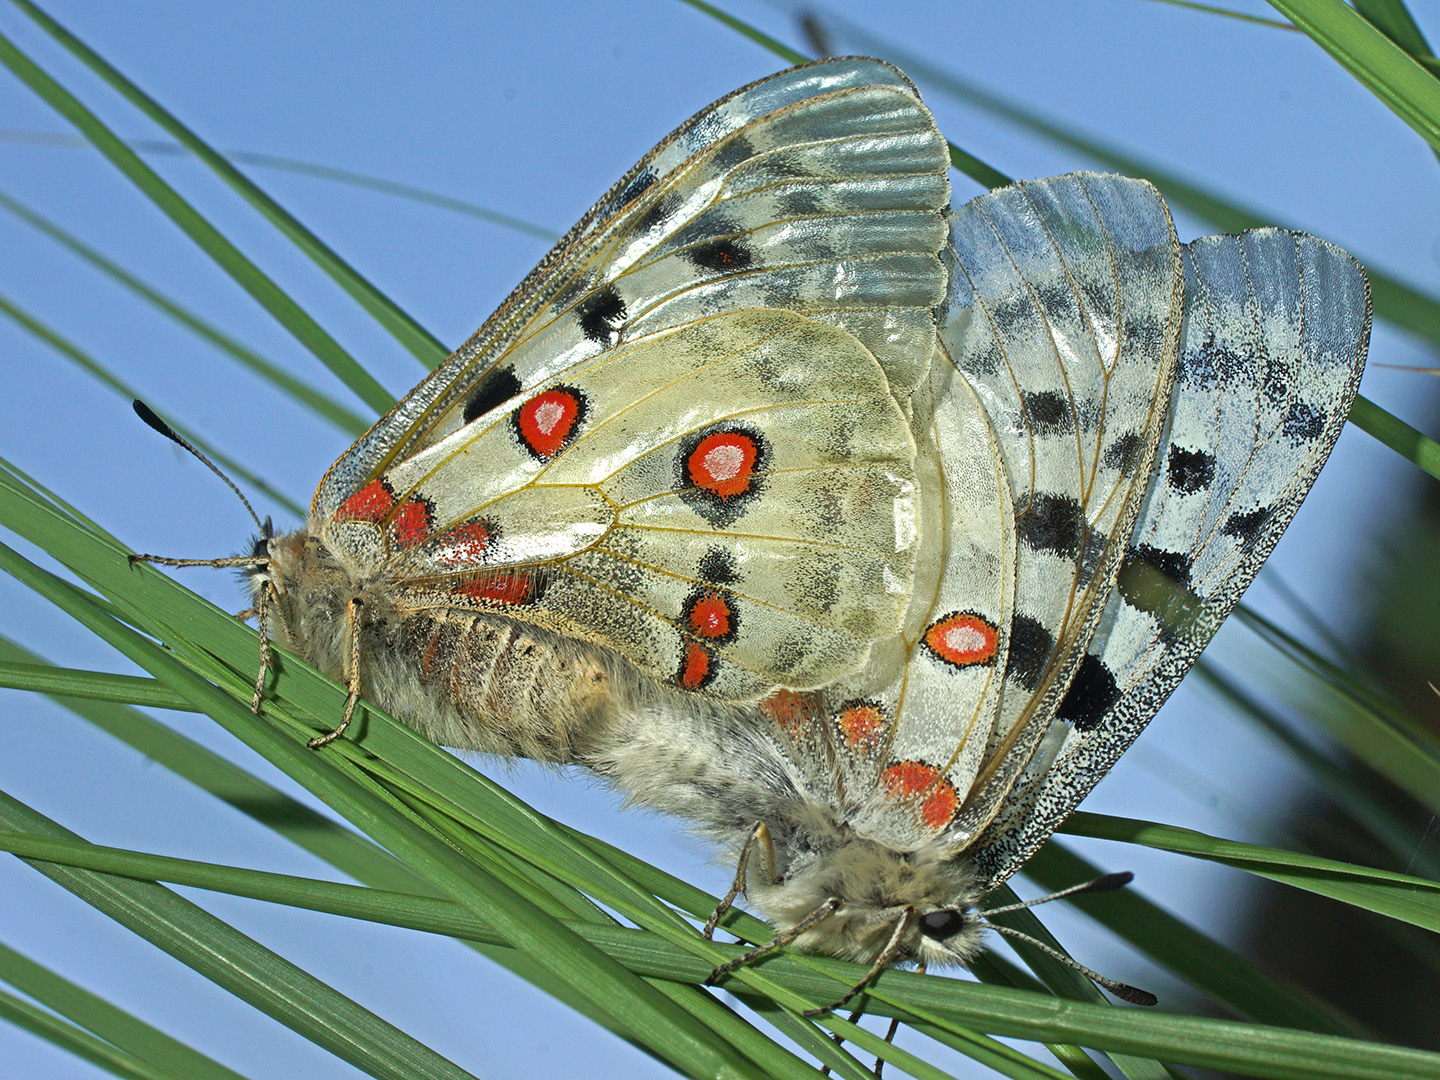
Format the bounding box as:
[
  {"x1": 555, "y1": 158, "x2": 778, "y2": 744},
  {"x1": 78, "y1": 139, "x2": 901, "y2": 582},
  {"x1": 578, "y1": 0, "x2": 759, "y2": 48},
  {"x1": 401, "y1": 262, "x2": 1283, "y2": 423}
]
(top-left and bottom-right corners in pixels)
[{"x1": 137, "y1": 57, "x2": 1369, "y2": 1003}]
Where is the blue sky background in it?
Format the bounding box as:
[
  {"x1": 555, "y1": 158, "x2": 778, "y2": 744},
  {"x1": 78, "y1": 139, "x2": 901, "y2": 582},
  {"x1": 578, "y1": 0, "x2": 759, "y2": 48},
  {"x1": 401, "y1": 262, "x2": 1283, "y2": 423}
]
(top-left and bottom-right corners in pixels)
[{"x1": 1, "y1": 2, "x2": 1437, "y2": 1077}]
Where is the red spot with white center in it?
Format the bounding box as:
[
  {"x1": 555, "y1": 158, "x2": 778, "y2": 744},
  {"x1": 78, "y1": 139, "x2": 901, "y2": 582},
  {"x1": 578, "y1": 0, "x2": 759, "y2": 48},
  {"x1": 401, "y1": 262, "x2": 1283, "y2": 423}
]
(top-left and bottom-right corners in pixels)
[
  {"x1": 436, "y1": 521, "x2": 495, "y2": 568},
  {"x1": 677, "y1": 641, "x2": 714, "y2": 691},
  {"x1": 515, "y1": 387, "x2": 585, "y2": 460},
  {"x1": 452, "y1": 571, "x2": 537, "y2": 606},
  {"x1": 881, "y1": 761, "x2": 959, "y2": 830},
  {"x1": 835, "y1": 703, "x2": 887, "y2": 754},
  {"x1": 923, "y1": 612, "x2": 999, "y2": 669},
  {"x1": 392, "y1": 498, "x2": 433, "y2": 549},
  {"x1": 685, "y1": 590, "x2": 734, "y2": 640},
  {"x1": 687, "y1": 431, "x2": 759, "y2": 499},
  {"x1": 337, "y1": 479, "x2": 395, "y2": 522}
]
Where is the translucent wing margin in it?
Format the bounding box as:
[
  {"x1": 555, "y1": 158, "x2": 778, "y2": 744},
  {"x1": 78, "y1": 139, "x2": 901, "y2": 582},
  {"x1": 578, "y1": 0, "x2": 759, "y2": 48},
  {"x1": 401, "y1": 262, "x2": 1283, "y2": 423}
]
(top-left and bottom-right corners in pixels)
[
  {"x1": 311, "y1": 58, "x2": 950, "y2": 522},
  {"x1": 967, "y1": 229, "x2": 1371, "y2": 888},
  {"x1": 934, "y1": 174, "x2": 1184, "y2": 846}
]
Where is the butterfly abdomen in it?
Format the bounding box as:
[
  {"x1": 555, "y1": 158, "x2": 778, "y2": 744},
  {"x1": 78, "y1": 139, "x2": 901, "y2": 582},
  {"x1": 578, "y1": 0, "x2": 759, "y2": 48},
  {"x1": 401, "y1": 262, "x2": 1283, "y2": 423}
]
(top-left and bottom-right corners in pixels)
[{"x1": 267, "y1": 530, "x2": 616, "y2": 761}]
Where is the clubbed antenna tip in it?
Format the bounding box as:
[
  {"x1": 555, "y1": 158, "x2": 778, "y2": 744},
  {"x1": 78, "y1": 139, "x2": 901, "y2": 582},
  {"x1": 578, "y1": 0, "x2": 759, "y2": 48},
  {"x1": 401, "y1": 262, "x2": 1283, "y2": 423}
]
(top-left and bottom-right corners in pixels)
[{"x1": 132, "y1": 398, "x2": 262, "y2": 530}]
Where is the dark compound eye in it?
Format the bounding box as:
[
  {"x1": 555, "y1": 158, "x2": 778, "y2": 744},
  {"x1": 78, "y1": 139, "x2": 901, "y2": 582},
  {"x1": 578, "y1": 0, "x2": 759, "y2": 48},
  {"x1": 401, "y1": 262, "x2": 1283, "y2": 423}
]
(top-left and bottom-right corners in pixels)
[{"x1": 918, "y1": 909, "x2": 967, "y2": 941}]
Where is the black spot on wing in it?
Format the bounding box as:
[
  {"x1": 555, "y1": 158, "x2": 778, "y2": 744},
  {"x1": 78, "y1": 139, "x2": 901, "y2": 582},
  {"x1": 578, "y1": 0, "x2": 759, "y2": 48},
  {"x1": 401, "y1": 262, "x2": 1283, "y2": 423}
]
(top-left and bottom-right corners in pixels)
[
  {"x1": 698, "y1": 547, "x2": 740, "y2": 585},
  {"x1": 709, "y1": 134, "x2": 755, "y2": 175},
  {"x1": 637, "y1": 193, "x2": 683, "y2": 235},
  {"x1": 1016, "y1": 493, "x2": 1085, "y2": 558},
  {"x1": 1103, "y1": 432, "x2": 1144, "y2": 473},
  {"x1": 462, "y1": 367, "x2": 523, "y2": 425},
  {"x1": 1167, "y1": 446, "x2": 1216, "y2": 495},
  {"x1": 1118, "y1": 544, "x2": 1205, "y2": 641},
  {"x1": 1005, "y1": 613, "x2": 1054, "y2": 692},
  {"x1": 1284, "y1": 400, "x2": 1325, "y2": 443},
  {"x1": 1222, "y1": 506, "x2": 1271, "y2": 543},
  {"x1": 686, "y1": 237, "x2": 755, "y2": 274},
  {"x1": 779, "y1": 186, "x2": 824, "y2": 217},
  {"x1": 576, "y1": 286, "x2": 627, "y2": 345},
  {"x1": 1058, "y1": 653, "x2": 1118, "y2": 731},
  {"x1": 1125, "y1": 543, "x2": 1193, "y2": 588},
  {"x1": 608, "y1": 167, "x2": 658, "y2": 216},
  {"x1": 1022, "y1": 390, "x2": 1071, "y2": 436}
]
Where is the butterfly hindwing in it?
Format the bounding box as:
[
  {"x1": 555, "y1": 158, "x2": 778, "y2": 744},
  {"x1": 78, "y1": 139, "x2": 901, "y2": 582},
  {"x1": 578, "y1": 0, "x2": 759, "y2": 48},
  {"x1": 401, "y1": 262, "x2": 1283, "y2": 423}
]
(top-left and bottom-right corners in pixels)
[
  {"x1": 933, "y1": 174, "x2": 1184, "y2": 844},
  {"x1": 359, "y1": 309, "x2": 921, "y2": 701},
  {"x1": 966, "y1": 227, "x2": 1371, "y2": 886}
]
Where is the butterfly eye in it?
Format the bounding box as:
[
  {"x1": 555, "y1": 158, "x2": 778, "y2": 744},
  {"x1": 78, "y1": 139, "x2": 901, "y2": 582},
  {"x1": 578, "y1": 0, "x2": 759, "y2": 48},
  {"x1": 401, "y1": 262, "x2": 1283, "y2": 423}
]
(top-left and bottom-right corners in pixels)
[{"x1": 918, "y1": 909, "x2": 967, "y2": 941}]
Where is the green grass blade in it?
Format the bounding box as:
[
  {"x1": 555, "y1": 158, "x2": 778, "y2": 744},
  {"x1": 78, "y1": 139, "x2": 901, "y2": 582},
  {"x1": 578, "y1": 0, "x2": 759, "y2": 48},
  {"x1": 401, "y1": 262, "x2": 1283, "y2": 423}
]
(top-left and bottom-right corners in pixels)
[
  {"x1": 0, "y1": 293, "x2": 306, "y2": 519},
  {"x1": 9, "y1": 0, "x2": 448, "y2": 371},
  {"x1": 0, "y1": 941, "x2": 251, "y2": 1080},
  {"x1": 0, "y1": 188, "x2": 369, "y2": 436},
  {"x1": 0, "y1": 983, "x2": 184, "y2": 1080},
  {"x1": 1063, "y1": 813, "x2": 1440, "y2": 932},
  {"x1": 0, "y1": 471, "x2": 775, "y2": 1079},
  {"x1": 0, "y1": 661, "x2": 193, "y2": 710},
  {"x1": 0, "y1": 24, "x2": 391, "y2": 412},
  {"x1": 1268, "y1": 0, "x2": 1440, "y2": 152},
  {"x1": 0, "y1": 789, "x2": 481, "y2": 1080},
  {"x1": 0, "y1": 130, "x2": 563, "y2": 242},
  {"x1": 1349, "y1": 395, "x2": 1440, "y2": 482},
  {"x1": 1024, "y1": 842, "x2": 1364, "y2": 1036}
]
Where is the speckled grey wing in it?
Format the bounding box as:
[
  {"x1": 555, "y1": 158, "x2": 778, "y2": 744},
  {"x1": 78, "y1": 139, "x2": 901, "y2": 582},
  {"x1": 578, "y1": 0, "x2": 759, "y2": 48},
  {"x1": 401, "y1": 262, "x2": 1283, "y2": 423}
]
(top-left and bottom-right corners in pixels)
[
  {"x1": 311, "y1": 57, "x2": 951, "y2": 522},
  {"x1": 966, "y1": 228, "x2": 1371, "y2": 888},
  {"x1": 933, "y1": 174, "x2": 1184, "y2": 848}
]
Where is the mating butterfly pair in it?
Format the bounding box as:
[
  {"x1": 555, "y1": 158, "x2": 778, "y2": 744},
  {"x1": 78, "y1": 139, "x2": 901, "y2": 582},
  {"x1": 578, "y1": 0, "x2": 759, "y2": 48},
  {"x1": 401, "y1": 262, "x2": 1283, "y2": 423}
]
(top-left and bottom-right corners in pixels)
[{"x1": 142, "y1": 57, "x2": 1369, "y2": 996}]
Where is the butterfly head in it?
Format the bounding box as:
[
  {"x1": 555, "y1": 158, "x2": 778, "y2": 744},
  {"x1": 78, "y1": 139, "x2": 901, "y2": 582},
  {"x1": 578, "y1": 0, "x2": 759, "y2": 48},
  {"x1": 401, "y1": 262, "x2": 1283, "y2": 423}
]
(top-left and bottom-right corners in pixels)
[{"x1": 748, "y1": 823, "x2": 988, "y2": 967}]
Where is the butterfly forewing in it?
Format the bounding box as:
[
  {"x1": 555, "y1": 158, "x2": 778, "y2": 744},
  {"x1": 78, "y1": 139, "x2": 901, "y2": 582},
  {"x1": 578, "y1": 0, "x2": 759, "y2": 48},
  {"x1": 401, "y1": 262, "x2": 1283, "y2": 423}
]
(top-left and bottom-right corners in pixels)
[
  {"x1": 311, "y1": 59, "x2": 949, "y2": 523},
  {"x1": 967, "y1": 228, "x2": 1370, "y2": 886}
]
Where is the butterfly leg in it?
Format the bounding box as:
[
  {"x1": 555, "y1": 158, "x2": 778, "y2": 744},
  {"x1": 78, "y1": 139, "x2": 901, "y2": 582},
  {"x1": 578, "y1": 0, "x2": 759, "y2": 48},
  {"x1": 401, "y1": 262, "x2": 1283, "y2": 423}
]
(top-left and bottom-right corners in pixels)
[
  {"x1": 802, "y1": 906, "x2": 917, "y2": 1017},
  {"x1": 702, "y1": 822, "x2": 776, "y2": 939},
  {"x1": 307, "y1": 597, "x2": 364, "y2": 749},
  {"x1": 704, "y1": 896, "x2": 842, "y2": 986},
  {"x1": 248, "y1": 580, "x2": 277, "y2": 714}
]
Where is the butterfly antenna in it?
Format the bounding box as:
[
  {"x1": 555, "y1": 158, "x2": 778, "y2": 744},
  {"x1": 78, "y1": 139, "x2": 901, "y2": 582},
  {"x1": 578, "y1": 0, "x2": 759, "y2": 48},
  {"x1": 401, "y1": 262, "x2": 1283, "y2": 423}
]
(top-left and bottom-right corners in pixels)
[
  {"x1": 979, "y1": 871, "x2": 1134, "y2": 916},
  {"x1": 133, "y1": 399, "x2": 263, "y2": 531},
  {"x1": 981, "y1": 923, "x2": 1157, "y2": 1006}
]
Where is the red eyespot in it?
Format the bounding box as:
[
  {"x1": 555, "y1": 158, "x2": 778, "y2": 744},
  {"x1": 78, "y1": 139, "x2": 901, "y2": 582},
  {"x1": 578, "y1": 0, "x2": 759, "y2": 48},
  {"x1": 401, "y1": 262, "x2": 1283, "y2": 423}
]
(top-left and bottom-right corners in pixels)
[
  {"x1": 436, "y1": 521, "x2": 496, "y2": 568},
  {"x1": 761, "y1": 689, "x2": 818, "y2": 737},
  {"x1": 392, "y1": 498, "x2": 433, "y2": 549},
  {"x1": 686, "y1": 431, "x2": 759, "y2": 499},
  {"x1": 452, "y1": 571, "x2": 538, "y2": 605},
  {"x1": 683, "y1": 589, "x2": 735, "y2": 640},
  {"x1": 923, "y1": 612, "x2": 999, "y2": 668},
  {"x1": 515, "y1": 387, "x2": 586, "y2": 460}
]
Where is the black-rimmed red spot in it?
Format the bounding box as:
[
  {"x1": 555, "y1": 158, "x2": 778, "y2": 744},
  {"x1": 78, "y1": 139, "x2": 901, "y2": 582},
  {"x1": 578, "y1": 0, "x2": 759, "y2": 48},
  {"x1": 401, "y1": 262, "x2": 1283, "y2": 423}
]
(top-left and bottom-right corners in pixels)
[
  {"x1": 513, "y1": 387, "x2": 587, "y2": 461},
  {"x1": 923, "y1": 612, "x2": 999, "y2": 669},
  {"x1": 336, "y1": 479, "x2": 395, "y2": 522},
  {"x1": 682, "y1": 587, "x2": 737, "y2": 643},
  {"x1": 835, "y1": 701, "x2": 887, "y2": 754},
  {"x1": 678, "y1": 425, "x2": 768, "y2": 527},
  {"x1": 392, "y1": 497, "x2": 434, "y2": 549},
  {"x1": 676, "y1": 641, "x2": 715, "y2": 691},
  {"x1": 451, "y1": 570, "x2": 541, "y2": 606},
  {"x1": 880, "y1": 761, "x2": 959, "y2": 830}
]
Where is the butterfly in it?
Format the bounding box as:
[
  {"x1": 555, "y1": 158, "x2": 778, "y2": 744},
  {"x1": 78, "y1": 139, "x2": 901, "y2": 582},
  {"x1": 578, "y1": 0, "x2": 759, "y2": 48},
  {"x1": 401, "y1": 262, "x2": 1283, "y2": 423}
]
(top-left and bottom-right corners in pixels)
[{"x1": 138, "y1": 57, "x2": 1370, "y2": 1003}]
